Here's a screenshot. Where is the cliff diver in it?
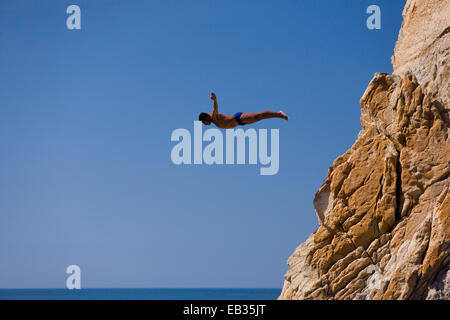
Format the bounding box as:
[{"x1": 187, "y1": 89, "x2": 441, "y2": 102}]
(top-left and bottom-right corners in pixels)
[{"x1": 198, "y1": 92, "x2": 289, "y2": 129}]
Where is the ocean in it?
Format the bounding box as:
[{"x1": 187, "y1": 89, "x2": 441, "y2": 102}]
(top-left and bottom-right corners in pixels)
[{"x1": 0, "y1": 288, "x2": 281, "y2": 300}]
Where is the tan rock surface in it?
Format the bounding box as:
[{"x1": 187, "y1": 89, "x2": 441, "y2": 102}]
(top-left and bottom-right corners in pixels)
[
  {"x1": 392, "y1": 0, "x2": 449, "y2": 107},
  {"x1": 279, "y1": 0, "x2": 449, "y2": 300}
]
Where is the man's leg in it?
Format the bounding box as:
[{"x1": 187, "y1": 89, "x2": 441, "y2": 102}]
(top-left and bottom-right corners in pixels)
[{"x1": 240, "y1": 111, "x2": 288, "y2": 125}]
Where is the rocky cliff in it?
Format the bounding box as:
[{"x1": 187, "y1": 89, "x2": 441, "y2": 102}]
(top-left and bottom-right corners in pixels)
[{"x1": 279, "y1": 0, "x2": 449, "y2": 300}]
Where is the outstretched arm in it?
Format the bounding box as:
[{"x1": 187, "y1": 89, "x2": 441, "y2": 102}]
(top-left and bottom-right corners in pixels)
[{"x1": 210, "y1": 92, "x2": 218, "y2": 117}]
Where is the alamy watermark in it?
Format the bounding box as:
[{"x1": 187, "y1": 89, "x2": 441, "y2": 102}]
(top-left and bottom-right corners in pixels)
[
  {"x1": 66, "y1": 265, "x2": 81, "y2": 289},
  {"x1": 170, "y1": 121, "x2": 279, "y2": 175},
  {"x1": 66, "y1": 5, "x2": 81, "y2": 30},
  {"x1": 366, "y1": 5, "x2": 381, "y2": 30},
  {"x1": 64, "y1": 5, "x2": 380, "y2": 31}
]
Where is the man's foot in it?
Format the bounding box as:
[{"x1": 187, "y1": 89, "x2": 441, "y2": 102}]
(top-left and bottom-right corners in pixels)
[{"x1": 279, "y1": 110, "x2": 289, "y2": 120}]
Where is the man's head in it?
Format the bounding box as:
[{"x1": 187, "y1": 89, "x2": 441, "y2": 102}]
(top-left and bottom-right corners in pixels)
[{"x1": 199, "y1": 112, "x2": 212, "y2": 125}]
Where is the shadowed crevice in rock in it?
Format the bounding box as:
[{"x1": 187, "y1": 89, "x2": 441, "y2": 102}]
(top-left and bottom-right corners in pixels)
[{"x1": 395, "y1": 151, "x2": 403, "y2": 221}]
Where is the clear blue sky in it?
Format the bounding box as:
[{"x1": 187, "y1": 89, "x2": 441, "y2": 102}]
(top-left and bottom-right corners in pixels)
[{"x1": 0, "y1": 0, "x2": 404, "y2": 288}]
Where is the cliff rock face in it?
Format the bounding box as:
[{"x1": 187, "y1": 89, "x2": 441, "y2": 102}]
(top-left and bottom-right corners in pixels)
[{"x1": 279, "y1": 0, "x2": 449, "y2": 300}]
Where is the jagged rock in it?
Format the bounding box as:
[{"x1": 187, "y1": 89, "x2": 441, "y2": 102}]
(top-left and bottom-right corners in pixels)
[
  {"x1": 279, "y1": 0, "x2": 449, "y2": 300},
  {"x1": 392, "y1": 0, "x2": 449, "y2": 107}
]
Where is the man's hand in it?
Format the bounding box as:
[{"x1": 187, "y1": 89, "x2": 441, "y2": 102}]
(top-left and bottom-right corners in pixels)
[{"x1": 211, "y1": 92, "x2": 218, "y2": 116}]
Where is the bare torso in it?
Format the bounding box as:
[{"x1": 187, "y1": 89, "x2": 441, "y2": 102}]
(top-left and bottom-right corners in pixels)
[{"x1": 210, "y1": 113, "x2": 239, "y2": 129}]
